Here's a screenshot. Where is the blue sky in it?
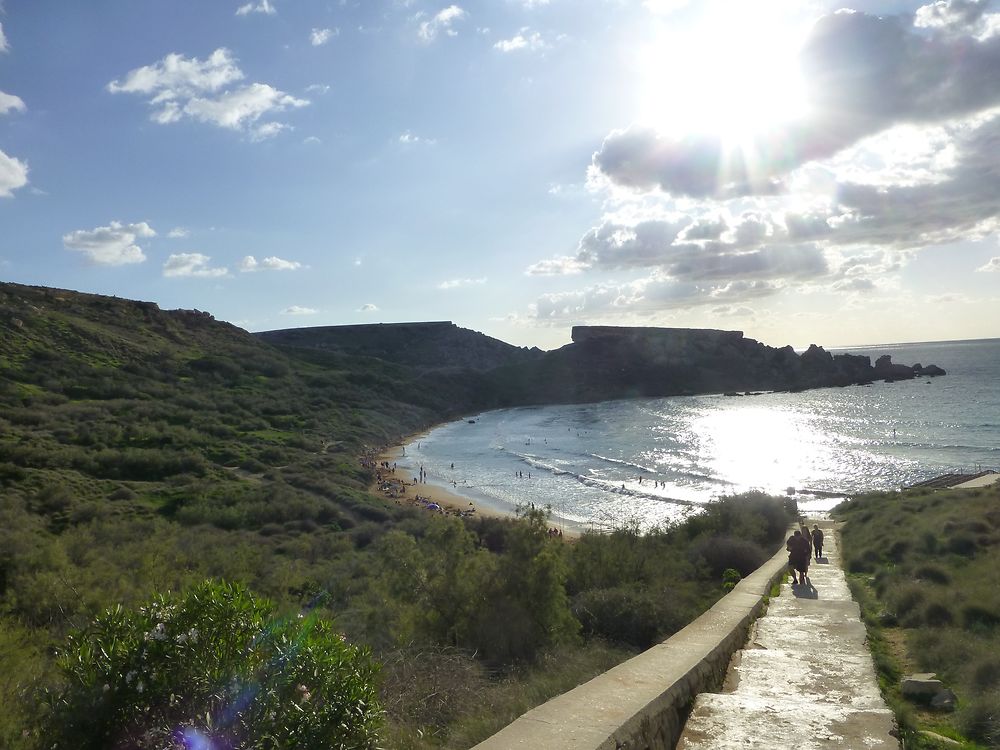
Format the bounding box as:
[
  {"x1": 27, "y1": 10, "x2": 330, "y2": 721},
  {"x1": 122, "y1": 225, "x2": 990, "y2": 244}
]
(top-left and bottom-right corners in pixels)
[{"x1": 2, "y1": 0, "x2": 999, "y2": 350}]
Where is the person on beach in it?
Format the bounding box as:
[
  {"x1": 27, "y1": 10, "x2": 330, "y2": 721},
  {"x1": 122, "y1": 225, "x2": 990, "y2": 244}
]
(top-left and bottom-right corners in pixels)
[
  {"x1": 811, "y1": 524, "x2": 824, "y2": 560},
  {"x1": 786, "y1": 530, "x2": 811, "y2": 585}
]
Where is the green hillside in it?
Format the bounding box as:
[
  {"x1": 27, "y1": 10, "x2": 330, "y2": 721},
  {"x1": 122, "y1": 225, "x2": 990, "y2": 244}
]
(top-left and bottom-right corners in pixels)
[
  {"x1": 0, "y1": 282, "x2": 796, "y2": 749},
  {"x1": 834, "y1": 484, "x2": 1000, "y2": 748}
]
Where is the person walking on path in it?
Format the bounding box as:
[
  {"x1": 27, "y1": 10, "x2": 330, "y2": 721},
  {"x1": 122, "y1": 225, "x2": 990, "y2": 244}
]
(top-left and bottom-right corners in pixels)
[
  {"x1": 811, "y1": 524, "x2": 824, "y2": 560},
  {"x1": 786, "y1": 529, "x2": 811, "y2": 585}
]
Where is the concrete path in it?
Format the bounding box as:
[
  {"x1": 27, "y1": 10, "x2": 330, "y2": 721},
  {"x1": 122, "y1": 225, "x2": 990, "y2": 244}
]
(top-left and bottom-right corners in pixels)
[{"x1": 676, "y1": 522, "x2": 899, "y2": 750}]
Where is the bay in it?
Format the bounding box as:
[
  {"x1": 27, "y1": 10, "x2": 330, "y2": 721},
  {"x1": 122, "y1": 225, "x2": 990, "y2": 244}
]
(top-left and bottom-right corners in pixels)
[{"x1": 400, "y1": 338, "x2": 1000, "y2": 531}]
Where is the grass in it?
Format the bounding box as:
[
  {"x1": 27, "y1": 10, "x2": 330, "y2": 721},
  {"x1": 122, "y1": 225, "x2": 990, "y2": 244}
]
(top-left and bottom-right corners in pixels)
[{"x1": 834, "y1": 485, "x2": 1000, "y2": 749}]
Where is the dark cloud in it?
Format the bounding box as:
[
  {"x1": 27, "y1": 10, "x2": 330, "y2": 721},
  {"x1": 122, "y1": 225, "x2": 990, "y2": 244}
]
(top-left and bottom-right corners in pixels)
[
  {"x1": 592, "y1": 6, "x2": 1000, "y2": 198},
  {"x1": 829, "y1": 113, "x2": 1000, "y2": 247},
  {"x1": 669, "y1": 244, "x2": 828, "y2": 282}
]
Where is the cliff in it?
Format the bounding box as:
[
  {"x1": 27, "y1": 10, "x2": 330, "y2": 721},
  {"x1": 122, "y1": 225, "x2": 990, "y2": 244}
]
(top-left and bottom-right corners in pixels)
[{"x1": 483, "y1": 326, "x2": 945, "y2": 405}]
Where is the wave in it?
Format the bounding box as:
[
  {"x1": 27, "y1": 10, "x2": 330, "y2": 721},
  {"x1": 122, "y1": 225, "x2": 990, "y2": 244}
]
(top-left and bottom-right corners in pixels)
[
  {"x1": 588, "y1": 452, "x2": 657, "y2": 474},
  {"x1": 506, "y1": 451, "x2": 696, "y2": 506}
]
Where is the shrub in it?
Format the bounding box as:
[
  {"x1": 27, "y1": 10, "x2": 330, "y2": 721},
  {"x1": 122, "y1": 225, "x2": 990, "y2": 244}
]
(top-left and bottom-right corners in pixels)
[
  {"x1": 973, "y1": 660, "x2": 1000, "y2": 690},
  {"x1": 571, "y1": 586, "x2": 689, "y2": 649},
  {"x1": 890, "y1": 584, "x2": 925, "y2": 626},
  {"x1": 962, "y1": 605, "x2": 1000, "y2": 631},
  {"x1": 958, "y1": 690, "x2": 1000, "y2": 747},
  {"x1": 42, "y1": 580, "x2": 382, "y2": 750},
  {"x1": 914, "y1": 564, "x2": 951, "y2": 585},
  {"x1": 689, "y1": 535, "x2": 766, "y2": 577},
  {"x1": 722, "y1": 568, "x2": 742, "y2": 591},
  {"x1": 924, "y1": 602, "x2": 954, "y2": 627},
  {"x1": 946, "y1": 534, "x2": 977, "y2": 557}
]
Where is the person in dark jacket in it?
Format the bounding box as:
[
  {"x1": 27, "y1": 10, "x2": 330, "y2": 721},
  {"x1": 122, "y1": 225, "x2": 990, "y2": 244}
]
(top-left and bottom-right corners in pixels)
[
  {"x1": 786, "y1": 530, "x2": 811, "y2": 585},
  {"x1": 811, "y1": 524, "x2": 824, "y2": 560}
]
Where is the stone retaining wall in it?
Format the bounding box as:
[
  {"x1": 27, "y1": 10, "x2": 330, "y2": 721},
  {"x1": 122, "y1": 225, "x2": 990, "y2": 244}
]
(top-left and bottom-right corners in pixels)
[{"x1": 471, "y1": 540, "x2": 791, "y2": 750}]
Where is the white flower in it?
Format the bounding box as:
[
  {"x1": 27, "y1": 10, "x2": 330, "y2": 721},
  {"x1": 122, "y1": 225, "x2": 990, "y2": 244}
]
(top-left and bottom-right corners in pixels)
[{"x1": 148, "y1": 622, "x2": 168, "y2": 641}]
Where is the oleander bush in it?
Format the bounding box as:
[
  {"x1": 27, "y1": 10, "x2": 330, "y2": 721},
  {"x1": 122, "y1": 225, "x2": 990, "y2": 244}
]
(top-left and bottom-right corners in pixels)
[{"x1": 42, "y1": 581, "x2": 382, "y2": 750}]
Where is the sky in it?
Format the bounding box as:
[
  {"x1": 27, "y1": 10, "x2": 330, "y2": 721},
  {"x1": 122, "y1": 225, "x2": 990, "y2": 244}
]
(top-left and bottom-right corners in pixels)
[{"x1": 2, "y1": 0, "x2": 1000, "y2": 351}]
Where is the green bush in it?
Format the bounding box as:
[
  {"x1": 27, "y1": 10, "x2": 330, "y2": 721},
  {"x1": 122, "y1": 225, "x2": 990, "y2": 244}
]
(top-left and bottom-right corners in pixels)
[
  {"x1": 42, "y1": 580, "x2": 382, "y2": 750},
  {"x1": 958, "y1": 690, "x2": 1000, "y2": 747},
  {"x1": 571, "y1": 586, "x2": 688, "y2": 649},
  {"x1": 914, "y1": 564, "x2": 951, "y2": 585},
  {"x1": 689, "y1": 535, "x2": 766, "y2": 577}
]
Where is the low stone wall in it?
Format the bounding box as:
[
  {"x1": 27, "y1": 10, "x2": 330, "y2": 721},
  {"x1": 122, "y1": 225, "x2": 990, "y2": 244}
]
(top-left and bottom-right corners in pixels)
[{"x1": 471, "y1": 541, "x2": 791, "y2": 750}]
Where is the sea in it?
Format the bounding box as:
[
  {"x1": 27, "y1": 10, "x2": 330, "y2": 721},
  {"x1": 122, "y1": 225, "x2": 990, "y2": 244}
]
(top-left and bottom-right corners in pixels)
[{"x1": 398, "y1": 338, "x2": 1000, "y2": 532}]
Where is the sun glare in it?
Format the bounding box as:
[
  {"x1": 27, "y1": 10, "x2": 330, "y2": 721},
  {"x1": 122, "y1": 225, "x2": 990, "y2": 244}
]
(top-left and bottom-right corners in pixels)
[{"x1": 636, "y1": 6, "x2": 810, "y2": 143}]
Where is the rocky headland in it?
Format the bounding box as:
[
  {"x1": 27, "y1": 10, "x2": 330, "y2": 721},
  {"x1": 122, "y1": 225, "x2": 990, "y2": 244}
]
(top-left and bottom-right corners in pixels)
[{"x1": 255, "y1": 321, "x2": 946, "y2": 408}]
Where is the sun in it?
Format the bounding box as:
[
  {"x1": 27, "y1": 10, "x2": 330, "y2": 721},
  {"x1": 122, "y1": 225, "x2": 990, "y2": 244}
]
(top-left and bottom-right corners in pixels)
[{"x1": 635, "y1": 4, "x2": 811, "y2": 145}]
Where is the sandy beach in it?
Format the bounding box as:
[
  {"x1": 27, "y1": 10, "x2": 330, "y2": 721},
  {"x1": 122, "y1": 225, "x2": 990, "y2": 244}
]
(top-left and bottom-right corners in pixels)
[
  {"x1": 370, "y1": 441, "x2": 508, "y2": 521},
  {"x1": 368, "y1": 435, "x2": 582, "y2": 537}
]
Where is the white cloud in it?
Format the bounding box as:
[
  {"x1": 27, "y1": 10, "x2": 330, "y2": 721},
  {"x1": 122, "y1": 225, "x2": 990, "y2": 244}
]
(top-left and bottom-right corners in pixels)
[
  {"x1": 418, "y1": 5, "x2": 467, "y2": 42},
  {"x1": 977, "y1": 256, "x2": 1000, "y2": 272},
  {"x1": 163, "y1": 253, "x2": 229, "y2": 278},
  {"x1": 0, "y1": 22, "x2": 8, "y2": 53},
  {"x1": 305, "y1": 84, "x2": 330, "y2": 94},
  {"x1": 167, "y1": 227, "x2": 190, "y2": 239},
  {"x1": 437, "y1": 277, "x2": 486, "y2": 289},
  {"x1": 0, "y1": 91, "x2": 26, "y2": 115},
  {"x1": 303, "y1": 135, "x2": 322, "y2": 145},
  {"x1": 282, "y1": 305, "x2": 318, "y2": 315},
  {"x1": 178, "y1": 83, "x2": 307, "y2": 136},
  {"x1": 108, "y1": 48, "x2": 243, "y2": 100},
  {"x1": 239, "y1": 255, "x2": 302, "y2": 272},
  {"x1": 494, "y1": 28, "x2": 548, "y2": 53},
  {"x1": 712, "y1": 304, "x2": 756, "y2": 317},
  {"x1": 398, "y1": 130, "x2": 436, "y2": 146},
  {"x1": 359, "y1": 303, "x2": 379, "y2": 312},
  {"x1": 0, "y1": 148, "x2": 28, "y2": 197},
  {"x1": 108, "y1": 49, "x2": 307, "y2": 139},
  {"x1": 311, "y1": 27, "x2": 338, "y2": 46},
  {"x1": 525, "y1": 256, "x2": 588, "y2": 275},
  {"x1": 63, "y1": 221, "x2": 155, "y2": 265},
  {"x1": 236, "y1": 0, "x2": 276, "y2": 16}
]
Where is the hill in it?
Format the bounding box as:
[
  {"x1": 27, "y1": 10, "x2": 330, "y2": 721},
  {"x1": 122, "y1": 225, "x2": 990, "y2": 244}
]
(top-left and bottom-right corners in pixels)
[
  {"x1": 0, "y1": 281, "x2": 494, "y2": 537},
  {"x1": 256, "y1": 321, "x2": 544, "y2": 372},
  {"x1": 0, "y1": 281, "x2": 802, "y2": 750}
]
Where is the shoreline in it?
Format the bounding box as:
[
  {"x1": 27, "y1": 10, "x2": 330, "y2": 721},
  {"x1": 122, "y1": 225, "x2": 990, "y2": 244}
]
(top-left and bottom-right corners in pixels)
[{"x1": 368, "y1": 426, "x2": 585, "y2": 537}]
